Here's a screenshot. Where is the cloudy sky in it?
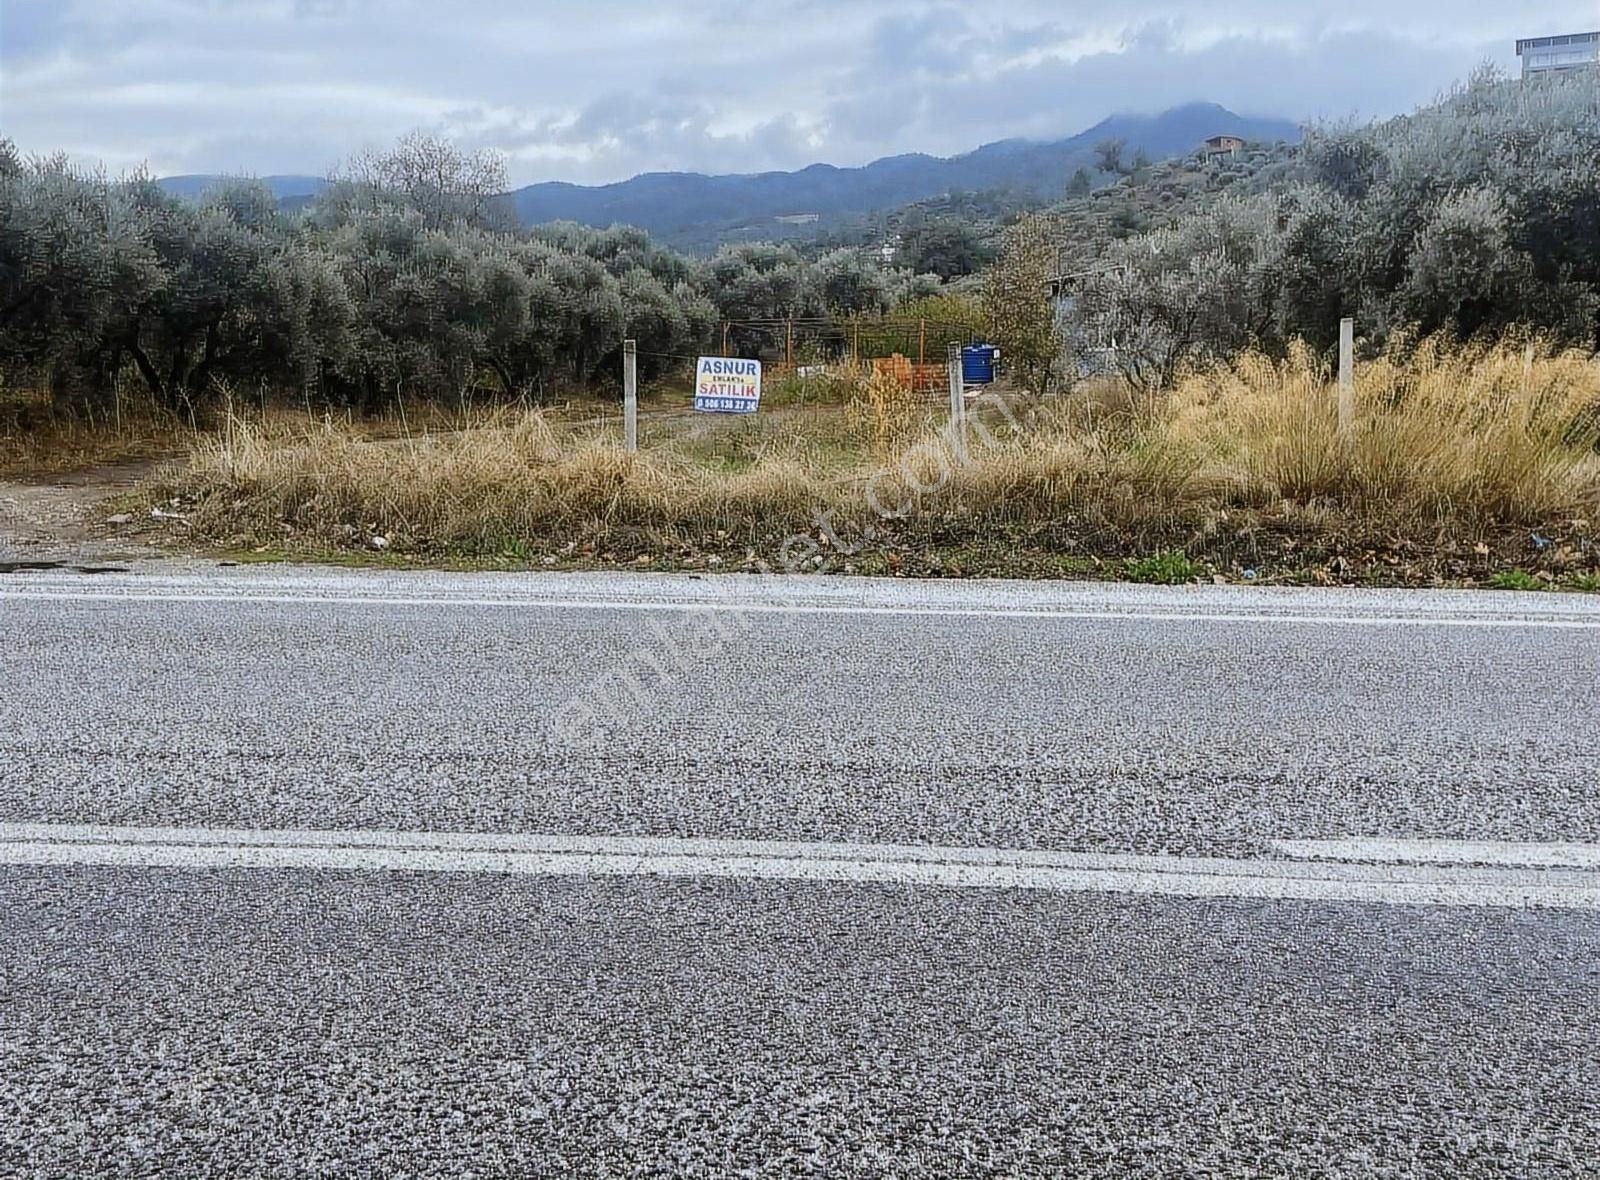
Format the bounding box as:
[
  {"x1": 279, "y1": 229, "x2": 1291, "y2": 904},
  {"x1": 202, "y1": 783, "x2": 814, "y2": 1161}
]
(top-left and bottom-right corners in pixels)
[{"x1": 0, "y1": 1, "x2": 1592, "y2": 186}]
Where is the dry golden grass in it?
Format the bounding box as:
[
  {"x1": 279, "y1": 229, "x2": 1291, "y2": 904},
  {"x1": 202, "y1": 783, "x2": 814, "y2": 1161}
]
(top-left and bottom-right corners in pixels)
[
  {"x1": 0, "y1": 387, "x2": 194, "y2": 477},
  {"x1": 846, "y1": 368, "x2": 935, "y2": 459},
  {"x1": 149, "y1": 336, "x2": 1600, "y2": 573},
  {"x1": 1168, "y1": 337, "x2": 1600, "y2": 524},
  {"x1": 174, "y1": 405, "x2": 833, "y2": 552}
]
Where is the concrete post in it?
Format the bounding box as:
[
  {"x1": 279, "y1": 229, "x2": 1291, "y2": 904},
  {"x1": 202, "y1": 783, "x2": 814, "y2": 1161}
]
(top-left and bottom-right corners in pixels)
[
  {"x1": 623, "y1": 338, "x2": 637, "y2": 453},
  {"x1": 947, "y1": 341, "x2": 967, "y2": 464},
  {"x1": 1338, "y1": 317, "x2": 1355, "y2": 439}
]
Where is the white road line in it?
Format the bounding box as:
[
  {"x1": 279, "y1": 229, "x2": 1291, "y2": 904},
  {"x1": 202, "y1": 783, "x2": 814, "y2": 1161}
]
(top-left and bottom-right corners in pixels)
[
  {"x1": 3, "y1": 587, "x2": 1599, "y2": 629},
  {"x1": 1274, "y1": 838, "x2": 1600, "y2": 869},
  {"x1": 2, "y1": 824, "x2": 1597, "y2": 909}
]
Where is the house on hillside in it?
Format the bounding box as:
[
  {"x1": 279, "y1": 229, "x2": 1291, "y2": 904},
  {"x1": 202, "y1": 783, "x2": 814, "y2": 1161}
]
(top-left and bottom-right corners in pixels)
[
  {"x1": 1202, "y1": 134, "x2": 1246, "y2": 161},
  {"x1": 1517, "y1": 31, "x2": 1600, "y2": 79}
]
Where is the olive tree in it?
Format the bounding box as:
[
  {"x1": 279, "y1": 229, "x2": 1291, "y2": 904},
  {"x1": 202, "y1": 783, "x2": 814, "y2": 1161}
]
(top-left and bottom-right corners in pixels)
[
  {"x1": 0, "y1": 158, "x2": 163, "y2": 404},
  {"x1": 1056, "y1": 68, "x2": 1600, "y2": 384},
  {"x1": 983, "y1": 213, "x2": 1062, "y2": 393},
  {"x1": 323, "y1": 132, "x2": 511, "y2": 232}
]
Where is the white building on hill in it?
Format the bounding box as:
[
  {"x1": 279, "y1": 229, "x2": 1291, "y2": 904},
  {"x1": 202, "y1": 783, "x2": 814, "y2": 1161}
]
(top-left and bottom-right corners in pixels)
[{"x1": 1517, "y1": 31, "x2": 1599, "y2": 79}]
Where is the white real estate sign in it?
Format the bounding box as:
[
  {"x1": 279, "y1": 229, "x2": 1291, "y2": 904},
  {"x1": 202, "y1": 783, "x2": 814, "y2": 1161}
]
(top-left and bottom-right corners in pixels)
[{"x1": 695, "y1": 357, "x2": 762, "y2": 414}]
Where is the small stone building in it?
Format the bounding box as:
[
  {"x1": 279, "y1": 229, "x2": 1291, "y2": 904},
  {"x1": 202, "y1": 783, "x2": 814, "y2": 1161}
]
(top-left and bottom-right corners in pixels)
[{"x1": 1202, "y1": 135, "x2": 1247, "y2": 161}]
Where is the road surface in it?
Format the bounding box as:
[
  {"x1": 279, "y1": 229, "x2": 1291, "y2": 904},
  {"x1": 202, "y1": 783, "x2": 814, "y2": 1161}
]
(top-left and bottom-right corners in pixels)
[{"x1": 3, "y1": 567, "x2": 1598, "y2": 1176}]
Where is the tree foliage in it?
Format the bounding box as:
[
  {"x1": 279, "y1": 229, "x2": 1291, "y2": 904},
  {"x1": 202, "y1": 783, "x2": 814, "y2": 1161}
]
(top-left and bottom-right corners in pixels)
[
  {"x1": 0, "y1": 135, "x2": 935, "y2": 412},
  {"x1": 323, "y1": 132, "x2": 512, "y2": 233},
  {"x1": 1094, "y1": 138, "x2": 1127, "y2": 176},
  {"x1": 983, "y1": 213, "x2": 1062, "y2": 393},
  {"x1": 897, "y1": 218, "x2": 994, "y2": 279},
  {"x1": 1060, "y1": 71, "x2": 1600, "y2": 385}
]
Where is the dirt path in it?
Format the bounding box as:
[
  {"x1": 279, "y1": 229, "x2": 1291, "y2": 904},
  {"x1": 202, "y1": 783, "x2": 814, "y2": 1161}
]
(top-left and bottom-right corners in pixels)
[{"x1": 0, "y1": 460, "x2": 170, "y2": 569}]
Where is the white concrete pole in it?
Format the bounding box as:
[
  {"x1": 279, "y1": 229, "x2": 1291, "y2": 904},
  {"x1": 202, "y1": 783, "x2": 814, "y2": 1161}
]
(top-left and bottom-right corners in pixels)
[
  {"x1": 623, "y1": 338, "x2": 638, "y2": 453},
  {"x1": 947, "y1": 342, "x2": 967, "y2": 463},
  {"x1": 1337, "y1": 318, "x2": 1355, "y2": 439}
]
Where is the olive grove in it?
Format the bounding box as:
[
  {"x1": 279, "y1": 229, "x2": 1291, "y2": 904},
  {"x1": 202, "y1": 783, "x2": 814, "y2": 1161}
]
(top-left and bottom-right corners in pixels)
[
  {"x1": 0, "y1": 136, "x2": 933, "y2": 413},
  {"x1": 1050, "y1": 71, "x2": 1600, "y2": 389}
]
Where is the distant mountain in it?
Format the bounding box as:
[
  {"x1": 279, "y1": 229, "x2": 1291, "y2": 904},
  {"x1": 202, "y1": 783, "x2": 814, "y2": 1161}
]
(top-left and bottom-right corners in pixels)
[
  {"x1": 153, "y1": 103, "x2": 1301, "y2": 250},
  {"x1": 508, "y1": 103, "x2": 1301, "y2": 244},
  {"x1": 157, "y1": 174, "x2": 325, "y2": 202},
  {"x1": 1079, "y1": 102, "x2": 1301, "y2": 162}
]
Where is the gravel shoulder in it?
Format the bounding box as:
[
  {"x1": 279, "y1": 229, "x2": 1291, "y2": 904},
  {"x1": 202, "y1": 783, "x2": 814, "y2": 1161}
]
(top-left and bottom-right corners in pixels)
[{"x1": 0, "y1": 461, "x2": 173, "y2": 568}]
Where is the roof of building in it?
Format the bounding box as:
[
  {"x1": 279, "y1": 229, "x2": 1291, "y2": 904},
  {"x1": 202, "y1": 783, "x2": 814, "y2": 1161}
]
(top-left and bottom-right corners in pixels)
[{"x1": 1517, "y1": 31, "x2": 1600, "y2": 53}]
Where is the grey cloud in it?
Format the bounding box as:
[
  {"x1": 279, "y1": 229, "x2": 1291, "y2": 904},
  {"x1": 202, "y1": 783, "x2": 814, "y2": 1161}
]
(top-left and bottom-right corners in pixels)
[
  {"x1": 291, "y1": 0, "x2": 357, "y2": 16},
  {"x1": 0, "y1": 4, "x2": 68, "y2": 56},
  {"x1": 2, "y1": 0, "x2": 1595, "y2": 184},
  {"x1": 1125, "y1": 18, "x2": 1182, "y2": 53},
  {"x1": 868, "y1": 6, "x2": 975, "y2": 72},
  {"x1": 462, "y1": 94, "x2": 820, "y2": 182}
]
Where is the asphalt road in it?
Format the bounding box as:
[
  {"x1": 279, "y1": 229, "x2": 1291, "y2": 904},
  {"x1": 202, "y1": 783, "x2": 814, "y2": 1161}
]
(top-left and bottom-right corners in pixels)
[{"x1": 3, "y1": 567, "x2": 1599, "y2": 1177}]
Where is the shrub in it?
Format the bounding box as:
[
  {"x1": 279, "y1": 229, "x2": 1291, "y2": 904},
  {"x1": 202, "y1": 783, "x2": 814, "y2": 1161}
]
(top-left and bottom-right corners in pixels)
[
  {"x1": 1488, "y1": 570, "x2": 1543, "y2": 591},
  {"x1": 1060, "y1": 70, "x2": 1600, "y2": 383},
  {"x1": 1125, "y1": 551, "x2": 1200, "y2": 584}
]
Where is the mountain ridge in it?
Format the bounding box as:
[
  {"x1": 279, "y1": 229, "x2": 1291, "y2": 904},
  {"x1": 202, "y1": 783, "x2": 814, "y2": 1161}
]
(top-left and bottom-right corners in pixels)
[
  {"x1": 157, "y1": 101, "x2": 1302, "y2": 246},
  {"x1": 157, "y1": 173, "x2": 326, "y2": 201},
  {"x1": 504, "y1": 102, "x2": 1300, "y2": 246}
]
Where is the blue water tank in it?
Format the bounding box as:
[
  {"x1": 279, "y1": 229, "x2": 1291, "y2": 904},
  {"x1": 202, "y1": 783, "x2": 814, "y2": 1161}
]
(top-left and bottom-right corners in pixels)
[{"x1": 961, "y1": 344, "x2": 1000, "y2": 385}]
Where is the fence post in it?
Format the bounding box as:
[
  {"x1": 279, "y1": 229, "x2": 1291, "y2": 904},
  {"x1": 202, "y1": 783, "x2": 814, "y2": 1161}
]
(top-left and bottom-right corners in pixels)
[
  {"x1": 947, "y1": 341, "x2": 967, "y2": 464},
  {"x1": 1338, "y1": 317, "x2": 1355, "y2": 439},
  {"x1": 623, "y1": 338, "x2": 637, "y2": 453}
]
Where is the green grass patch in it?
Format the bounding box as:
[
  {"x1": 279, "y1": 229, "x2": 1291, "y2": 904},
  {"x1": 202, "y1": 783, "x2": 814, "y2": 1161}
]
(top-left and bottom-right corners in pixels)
[
  {"x1": 1124, "y1": 550, "x2": 1200, "y2": 584},
  {"x1": 1487, "y1": 569, "x2": 1545, "y2": 591}
]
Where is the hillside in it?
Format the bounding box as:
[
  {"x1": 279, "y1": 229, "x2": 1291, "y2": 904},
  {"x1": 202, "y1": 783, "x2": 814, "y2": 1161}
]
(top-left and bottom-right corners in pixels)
[
  {"x1": 157, "y1": 174, "x2": 324, "y2": 201},
  {"x1": 156, "y1": 103, "x2": 1298, "y2": 251}
]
